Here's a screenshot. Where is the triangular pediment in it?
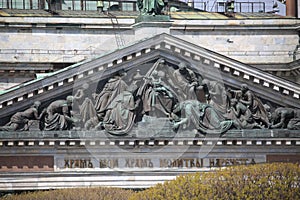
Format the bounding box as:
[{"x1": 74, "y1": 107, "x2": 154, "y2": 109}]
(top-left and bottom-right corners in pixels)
[{"x1": 0, "y1": 33, "x2": 299, "y2": 128}]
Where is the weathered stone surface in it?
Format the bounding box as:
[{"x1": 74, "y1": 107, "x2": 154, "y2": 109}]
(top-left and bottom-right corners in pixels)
[
  {"x1": 0, "y1": 128, "x2": 299, "y2": 190},
  {"x1": 0, "y1": 16, "x2": 298, "y2": 65},
  {"x1": 0, "y1": 156, "x2": 54, "y2": 172},
  {"x1": 135, "y1": 15, "x2": 170, "y2": 23},
  {"x1": 0, "y1": 16, "x2": 299, "y2": 189},
  {"x1": 0, "y1": 129, "x2": 299, "y2": 139}
]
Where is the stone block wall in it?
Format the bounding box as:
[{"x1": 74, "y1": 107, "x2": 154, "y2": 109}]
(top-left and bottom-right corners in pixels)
[
  {"x1": 0, "y1": 17, "x2": 298, "y2": 65},
  {"x1": 0, "y1": 17, "x2": 299, "y2": 91}
]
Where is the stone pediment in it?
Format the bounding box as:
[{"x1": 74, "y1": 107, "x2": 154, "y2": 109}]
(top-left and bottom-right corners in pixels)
[
  {"x1": 0, "y1": 33, "x2": 299, "y2": 133},
  {"x1": 0, "y1": 33, "x2": 299, "y2": 191}
]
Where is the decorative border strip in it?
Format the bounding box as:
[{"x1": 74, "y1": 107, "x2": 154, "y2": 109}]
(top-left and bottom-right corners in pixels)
[{"x1": 0, "y1": 139, "x2": 299, "y2": 147}]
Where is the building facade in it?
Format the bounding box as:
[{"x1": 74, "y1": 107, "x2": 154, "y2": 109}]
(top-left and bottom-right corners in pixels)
[
  {"x1": 0, "y1": 4, "x2": 299, "y2": 91},
  {"x1": 0, "y1": 1, "x2": 299, "y2": 190}
]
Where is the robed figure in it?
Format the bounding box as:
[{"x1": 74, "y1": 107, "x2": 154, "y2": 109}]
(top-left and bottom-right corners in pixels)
[
  {"x1": 172, "y1": 100, "x2": 233, "y2": 134},
  {"x1": 137, "y1": 0, "x2": 165, "y2": 15},
  {"x1": 94, "y1": 72, "x2": 128, "y2": 120},
  {"x1": 103, "y1": 84, "x2": 139, "y2": 135}
]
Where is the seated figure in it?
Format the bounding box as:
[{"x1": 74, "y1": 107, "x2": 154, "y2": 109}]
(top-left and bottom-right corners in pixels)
[{"x1": 143, "y1": 70, "x2": 176, "y2": 116}]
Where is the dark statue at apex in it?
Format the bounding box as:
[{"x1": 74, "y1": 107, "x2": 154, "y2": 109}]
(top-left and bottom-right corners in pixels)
[
  {"x1": 137, "y1": 0, "x2": 166, "y2": 16},
  {"x1": 135, "y1": 0, "x2": 170, "y2": 22},
  {"x1": 1, "y1": 58, "x2": 300, "y2": 135}
]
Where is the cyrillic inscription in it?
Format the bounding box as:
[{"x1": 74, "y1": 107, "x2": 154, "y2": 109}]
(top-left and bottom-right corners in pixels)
[
  {"x1": 160, "y1": 158, "x2": 203, "y2": 168},
  {"x1": 63, "y1": 158, "x2": 257, "y2": 169},
  {"x1": 99, "y1": 159, "x2": 119, "y2": 168},
  {"x1": 64, "y1": 159, "x2": 93, "y2": 168},
  {"x1": 209, "y1": 158, "x2": 256, "y2": 167},
  {"x1": 125, "y1": 159, "x2": 153, "y2": 168}
]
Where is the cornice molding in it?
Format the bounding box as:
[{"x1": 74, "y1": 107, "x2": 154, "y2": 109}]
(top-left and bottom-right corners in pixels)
[{"x1": 0, "y1": 33, "x2": 299, "y2": 121}]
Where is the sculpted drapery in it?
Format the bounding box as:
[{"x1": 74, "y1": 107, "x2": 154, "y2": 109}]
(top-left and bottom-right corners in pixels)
[
  {"x1": 2, "y1": 58, "x2": 300, "y2": 135},
  {"x1": 137, "y1": 0, "x2": 165, "y2": 15}
]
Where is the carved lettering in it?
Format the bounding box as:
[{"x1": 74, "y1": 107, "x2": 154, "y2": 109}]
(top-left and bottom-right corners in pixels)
[
  {"x1": 184, "y1": 159, "x2": 189, "y2": 167},
  {"x1": 70, "y1": 159, "x2": 74, "y2": 168},
  {"x1": 148, "y1": 160, "x2": 154, "y2": 168},
  {"x1": 160, "y1": 159, "x2": 167, "y2": 167},
  {"x1": 64, "y1": 160, "x2": 70, "y2": 168},
  {"x1": 209, "y1": 158, "x2": 215, "y2": 167},
  {"x1": 99, "y1": 159, "x2": 119, "y2": 168},
  {"x1": 209, "y1": 158, "x2": 254, "y2": 167},
  {"x1": 88, "y1": 160, "x2": 93, "y2": 168},
  {"x1": 64, "y1": 159, "x2": 93, "y2": 168},
  {"x1": 125, "y1": 159, "x2": 153, "y2": 168},
  {"x1": 74, "y1": 159, "x2": 80, "y2": 168},
  {"x1": 160, "y1": 159, "x2": 203, "y2": 168},
  {"x1": 196, "y1": 159, "x2": 203, "y2": 167},
  {"x1": 63, "y1": 157, "x2": 255, "y2": 169},
  {"x1": 177, "y1": 159, "x2": 183, "y2": 167},
  {"x1": 80, "y1": 159, "x2": 87, "y2": 168}
]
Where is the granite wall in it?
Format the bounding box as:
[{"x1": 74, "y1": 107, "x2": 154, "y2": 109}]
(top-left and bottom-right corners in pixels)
[{"x1": 0, "y1": 17, "x2": 298, "y2": 65}]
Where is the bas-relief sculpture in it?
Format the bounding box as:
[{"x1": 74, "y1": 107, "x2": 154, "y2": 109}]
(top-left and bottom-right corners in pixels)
[
  {"x1": 0, "y1": 101, "x2": 44, "y2": 131},
  {"x1": 1, "y1": 59, "x2": 300, "y2": 135},
  {"x1": 41, "y1": 96, "x2": 77, "y2": 131}
]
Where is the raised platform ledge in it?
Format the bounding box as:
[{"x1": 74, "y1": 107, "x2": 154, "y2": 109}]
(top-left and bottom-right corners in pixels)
[{"x1": 0, "y1": 130, "x2": 299, "y2": 147}]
